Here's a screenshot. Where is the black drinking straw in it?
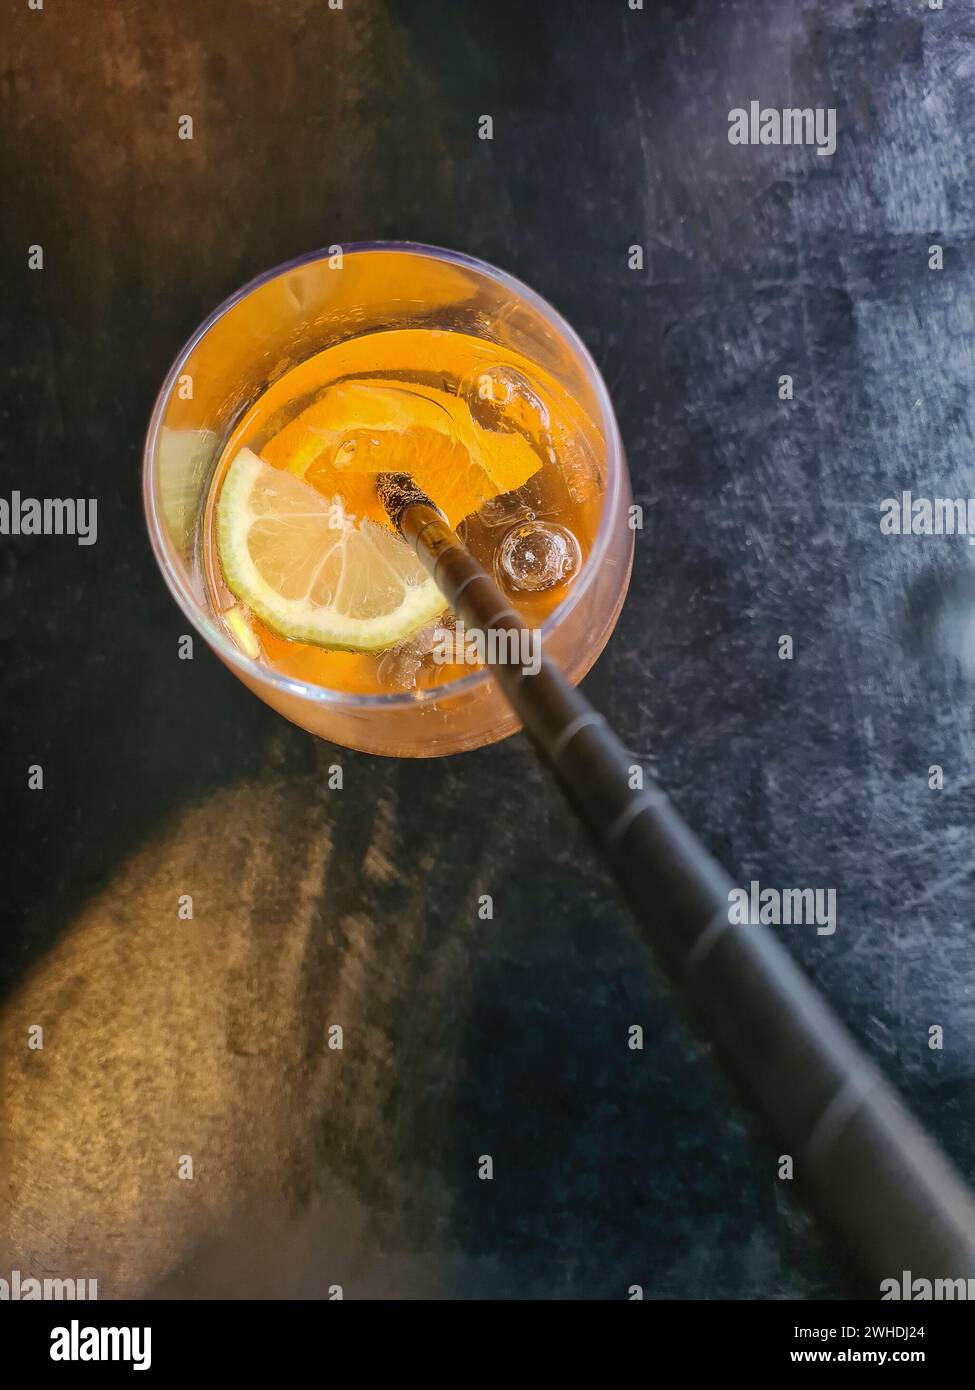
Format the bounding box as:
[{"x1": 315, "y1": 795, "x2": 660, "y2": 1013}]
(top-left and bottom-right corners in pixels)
[{"x1": 377, "y1": 470, "x2": 975, "y2": 1295}]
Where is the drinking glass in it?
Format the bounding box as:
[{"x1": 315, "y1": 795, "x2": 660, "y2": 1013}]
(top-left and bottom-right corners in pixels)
[{"x1": 143, "y1": 243, "x2": 632, "y2": 756}]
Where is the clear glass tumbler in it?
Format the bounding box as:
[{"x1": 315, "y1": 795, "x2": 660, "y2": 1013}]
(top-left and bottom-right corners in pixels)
[{"x1": 143, "y1": 242, "x2": 633, "y2": 756}]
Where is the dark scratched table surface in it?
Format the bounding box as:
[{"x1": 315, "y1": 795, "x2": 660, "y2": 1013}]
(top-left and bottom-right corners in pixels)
[{"x1": 2, "y1": 0, "x2": 974, "y2": 1299}]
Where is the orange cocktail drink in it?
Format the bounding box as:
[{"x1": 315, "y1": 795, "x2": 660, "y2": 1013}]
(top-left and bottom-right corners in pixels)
[{"x1": 144, "y1": 244, "x2": 632, "y2": 756}]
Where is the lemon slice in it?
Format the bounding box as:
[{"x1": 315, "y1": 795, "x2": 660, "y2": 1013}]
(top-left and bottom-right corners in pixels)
[
  {"x1": 157, "y1": 426, "x2": 218, "y2": 555},
  {"x1": 216, "y1": 448, "x2": 447, "y2": 651}
]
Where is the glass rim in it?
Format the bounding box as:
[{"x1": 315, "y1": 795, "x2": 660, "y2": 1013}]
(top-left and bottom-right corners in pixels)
[{"x1": 142, "y1": 240, "x2": 625, "y2": 710}]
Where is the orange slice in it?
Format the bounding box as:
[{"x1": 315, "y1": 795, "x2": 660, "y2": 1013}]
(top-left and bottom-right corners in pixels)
[{"x1": 260, "y1": 379, "x2": 542, "y2": 528}]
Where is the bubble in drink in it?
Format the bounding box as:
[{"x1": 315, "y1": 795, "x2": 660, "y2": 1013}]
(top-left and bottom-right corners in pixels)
[{"x1": 496, "y1": 520, "x2": 581, "y2": 593}]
